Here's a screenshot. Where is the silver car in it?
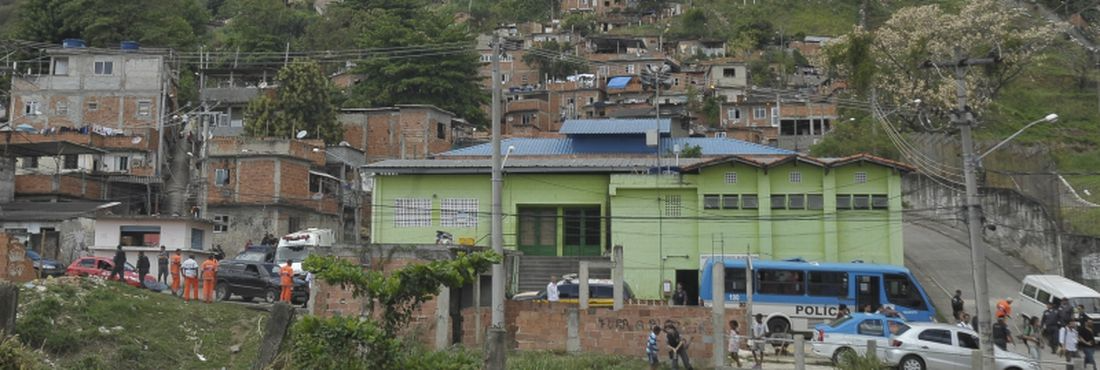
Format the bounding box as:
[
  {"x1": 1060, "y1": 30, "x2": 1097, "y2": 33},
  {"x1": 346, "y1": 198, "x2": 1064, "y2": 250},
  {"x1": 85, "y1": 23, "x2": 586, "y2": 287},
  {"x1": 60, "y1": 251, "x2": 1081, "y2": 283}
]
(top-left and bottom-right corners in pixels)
[{"x1": 882, "y1": 323, "x2": 1040, "y2": 370}]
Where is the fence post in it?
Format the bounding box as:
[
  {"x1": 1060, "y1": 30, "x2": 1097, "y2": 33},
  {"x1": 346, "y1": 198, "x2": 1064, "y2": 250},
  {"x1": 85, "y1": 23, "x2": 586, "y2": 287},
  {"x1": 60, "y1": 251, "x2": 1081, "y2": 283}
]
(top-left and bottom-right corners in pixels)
[
  {"x1": 711, "y1": 265, "x2": 725, "y2": 368},
  {"x1": 0, "y1": 282, "x2": 16, "y2": 335},
  {"x1": 612, "y1": 245, "x2": 623, "y2": 311},
  {"x1": 866, "y1": 339, "x2": 877, "y2": 360},
  {"x1": 971, "y1": 349, "x2": 983, "y2": 370},
  {"x1": 794, "y1": 335, "x2": 805, "y2": 370},
  {"x1": 579, "y1": 261, "x2": 589, "y2": 310}
]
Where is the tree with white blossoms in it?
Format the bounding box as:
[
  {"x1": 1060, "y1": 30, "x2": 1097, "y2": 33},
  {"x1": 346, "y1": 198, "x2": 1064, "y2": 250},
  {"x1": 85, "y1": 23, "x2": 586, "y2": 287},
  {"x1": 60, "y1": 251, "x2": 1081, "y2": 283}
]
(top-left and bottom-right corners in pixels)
[{"x1": 820, "y1": 0, "x2": 1061, "y2": 129}]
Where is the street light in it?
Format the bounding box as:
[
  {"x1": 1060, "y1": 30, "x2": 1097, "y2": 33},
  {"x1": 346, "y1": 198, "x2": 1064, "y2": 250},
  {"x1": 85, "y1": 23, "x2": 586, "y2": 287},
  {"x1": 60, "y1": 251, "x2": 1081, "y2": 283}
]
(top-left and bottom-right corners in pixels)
[{"x1": 977, "y1": 113, "x2": 1058, "y2": 160}]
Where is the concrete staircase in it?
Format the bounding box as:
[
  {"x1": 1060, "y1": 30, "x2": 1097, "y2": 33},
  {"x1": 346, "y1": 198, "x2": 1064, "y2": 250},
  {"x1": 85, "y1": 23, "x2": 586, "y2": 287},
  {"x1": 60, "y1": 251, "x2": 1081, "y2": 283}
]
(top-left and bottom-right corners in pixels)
[{"x1": 516, "y1": 255, "x2": 612, "y2": 293}]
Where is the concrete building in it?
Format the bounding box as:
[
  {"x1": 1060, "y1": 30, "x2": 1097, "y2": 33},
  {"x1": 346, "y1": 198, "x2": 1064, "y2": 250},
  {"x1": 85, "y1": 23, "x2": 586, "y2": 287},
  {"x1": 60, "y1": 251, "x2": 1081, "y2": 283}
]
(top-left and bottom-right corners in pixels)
[
  {"x1": 337, "y1": 105, "x2": 461, "y2": 162},
  {"x1": 718, "y1": 97, "x2": 838, "y2": 151},
  {"x1": 199, "y1": 66, "x2": 278, "y2": 137},
  {"x1": 702, "y1": 59, "x2": 750, "y2": 102},
  {"x1": 0, "y1": 201, "x2": 112, "y2": 264},
  {"x1": 202, "y1": 137, "x2": 361, "y2": 255},
  {"x1": 90, "y1": 215, "x2": 215, "y2": 279},
  {"x1": 364, "y1": 119, "x2": 911, "y2": 299}
]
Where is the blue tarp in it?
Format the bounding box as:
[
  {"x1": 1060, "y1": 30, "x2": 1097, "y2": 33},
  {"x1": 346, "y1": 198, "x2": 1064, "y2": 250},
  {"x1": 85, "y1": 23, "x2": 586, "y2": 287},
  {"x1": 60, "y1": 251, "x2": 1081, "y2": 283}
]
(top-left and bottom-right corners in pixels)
[{"x1": 606, "y1": 76, "x2": 632, "y2": 89}]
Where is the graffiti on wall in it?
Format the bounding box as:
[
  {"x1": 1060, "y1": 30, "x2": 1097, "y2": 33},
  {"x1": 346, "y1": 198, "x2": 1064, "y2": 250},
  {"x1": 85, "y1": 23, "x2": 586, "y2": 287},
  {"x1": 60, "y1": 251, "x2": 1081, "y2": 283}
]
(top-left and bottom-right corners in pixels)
[
  {"x1": 0, "y1": 234, "x2": 35, "y2": 282},
  {"x1": 596, "y1": 316, "x2": 708, "y2": 336}
]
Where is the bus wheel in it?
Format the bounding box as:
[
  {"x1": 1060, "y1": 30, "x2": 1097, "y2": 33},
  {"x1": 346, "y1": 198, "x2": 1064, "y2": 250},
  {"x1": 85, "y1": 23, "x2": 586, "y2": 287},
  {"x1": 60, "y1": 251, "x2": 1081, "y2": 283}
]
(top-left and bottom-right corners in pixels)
[{"x1": 766, "y1": 317, "x2": 790, "y2": 334}]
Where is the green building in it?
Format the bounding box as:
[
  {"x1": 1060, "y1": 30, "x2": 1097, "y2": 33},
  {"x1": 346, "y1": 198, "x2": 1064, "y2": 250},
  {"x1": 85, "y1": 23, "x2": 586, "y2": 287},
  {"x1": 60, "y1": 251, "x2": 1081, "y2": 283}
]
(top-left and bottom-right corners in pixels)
[{"x1": 364, "y1": 119, "x2": 912, "y2": 299}]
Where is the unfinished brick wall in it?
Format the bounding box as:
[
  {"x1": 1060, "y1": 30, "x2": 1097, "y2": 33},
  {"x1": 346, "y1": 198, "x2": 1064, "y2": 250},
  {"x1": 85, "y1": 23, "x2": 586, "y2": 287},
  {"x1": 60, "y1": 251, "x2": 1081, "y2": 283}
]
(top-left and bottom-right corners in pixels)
[{"x1": 234, "y1": 159, "x2": 275, "y2": 204}]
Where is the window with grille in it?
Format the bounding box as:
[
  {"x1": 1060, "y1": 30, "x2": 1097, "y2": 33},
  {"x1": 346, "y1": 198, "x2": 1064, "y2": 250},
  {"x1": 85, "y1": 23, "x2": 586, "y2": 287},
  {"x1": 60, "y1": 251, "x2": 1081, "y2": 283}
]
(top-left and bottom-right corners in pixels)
[
  {"x1": 94, "y1": 60, "x2": 113, "y2": 75},
  {"x1": 441, "y1": 198, "x2": 479, "y2": 228},
  {"x1": 872, "y1": 194, "x2": 889, "y2": 209},
  {"x1": 63, "y1": 155, "x2": 78, "y2": 169},
  {"x1": 137, "y1": 101, "x2": 151, "y2": 116},
  {"x1": 837, "y1": 195, "x2": 852, "y2": 210},
  {"x1": 771, "y1": 195, "x2": 787, "y2": 209},
  {"x1": 852, "y1": 195, "x2": 870, "y2": 209},
  {"x1": 213, "y1": 215, "x2": 229, "y2": 233},
  {"x1": 21, "y1": 157, "x2": 38, "y2": 169},
  {"x1": 788, "y1": 194, "x2": 806, "y2": 210},
  {"x1": 24, "y1": 101, "x2": 40, "y2": 116},
  {"x1": 854, "y1": 172, "x2": 868, "y2": 184},
  {"x1": 724, "y1": 172, "x2": 737, "y2": 184},
  {"x1": 56, "y1": 101, "x2": 67, "y2": 115},
  {"x1": 703, "y1": 195, "x2": 721, "y2": 209},
  {"x1": 88, "y1": 101, "x2": 99, "y2": 111},
  {"x1": 754, "y1": 107, "x2": 767, "y2": 119},
  {"x1": 722, "y1": 194, "x2": 738, "y2": 209},
  {"x1": 394, "y1": 198, "x2": 432, "y2": 227},
  {"x1": 770, "y1": 107, "x2": 779, "y2": 126},
  {"x1": 741, "y1": 194, "x2": 758, "y2": 209},
  {"x1": 664, "y1": 195, "x2": 681, "y2": 217},
  {"x1": 807, "y1": 194, "x2": 824, "y2": 210},
  {"x1": 789, "y1": 171, "x2": 802, "y2": 183}
]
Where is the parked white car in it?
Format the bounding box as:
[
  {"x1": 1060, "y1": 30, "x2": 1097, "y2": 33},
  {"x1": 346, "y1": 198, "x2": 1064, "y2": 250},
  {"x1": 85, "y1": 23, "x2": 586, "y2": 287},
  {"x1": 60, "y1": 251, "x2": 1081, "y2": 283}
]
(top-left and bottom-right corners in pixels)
[
  {"x1": 810, "y1": 313, "x2": 911, "y2": 365},
  {"x1": 882, "y1": 323, "x2": 1040, "y2": 370}
]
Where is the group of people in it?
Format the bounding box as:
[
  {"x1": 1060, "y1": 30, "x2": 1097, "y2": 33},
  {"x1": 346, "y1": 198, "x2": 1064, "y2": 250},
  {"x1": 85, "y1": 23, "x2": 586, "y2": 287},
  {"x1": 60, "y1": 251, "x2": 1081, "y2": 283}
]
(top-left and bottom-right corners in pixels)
[
  {"x1": 950, "y1": 289, "x2": 1097, "y2": 368},
  {"x1": 720, "y1": 314, "x2": 771, "y2": 369},
  {"x1": 645, "y1": 322, "x2": 693, "y2": 370}
]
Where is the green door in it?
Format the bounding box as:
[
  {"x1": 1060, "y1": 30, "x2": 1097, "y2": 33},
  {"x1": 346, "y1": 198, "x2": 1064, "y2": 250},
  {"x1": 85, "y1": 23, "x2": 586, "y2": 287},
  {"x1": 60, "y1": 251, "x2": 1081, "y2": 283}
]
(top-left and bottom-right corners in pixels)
[
  {"x1": 563, "y1": 207, "x2": 601, "y2": 256},
  {"x1": 518, "y1": 207, "x2": 557, "y2": 256}
]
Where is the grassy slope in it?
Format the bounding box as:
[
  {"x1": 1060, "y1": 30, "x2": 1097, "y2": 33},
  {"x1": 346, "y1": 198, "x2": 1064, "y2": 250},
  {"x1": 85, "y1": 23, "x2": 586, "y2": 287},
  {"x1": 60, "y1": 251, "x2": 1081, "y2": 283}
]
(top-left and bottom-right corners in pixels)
[{"x1": 15, "y1": 277, "x2": 264, "y2": 369}]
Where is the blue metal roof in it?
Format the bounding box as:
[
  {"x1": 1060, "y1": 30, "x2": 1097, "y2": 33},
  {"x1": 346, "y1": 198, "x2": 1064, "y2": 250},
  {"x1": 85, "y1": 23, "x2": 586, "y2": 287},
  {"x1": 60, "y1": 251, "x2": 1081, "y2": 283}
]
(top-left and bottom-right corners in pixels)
[
  {"x1": 559, "y1": 118, "x2": 670, "y2": 135},
  {"x1": 439, "y1": 136, "x2": 795, "y2": 157},
  {"x1": 606, "y1": 76, "x2": 632, "y2": 89},
  {"x1": 663, "y1": 137, "x2": 794, "y2": 156}
]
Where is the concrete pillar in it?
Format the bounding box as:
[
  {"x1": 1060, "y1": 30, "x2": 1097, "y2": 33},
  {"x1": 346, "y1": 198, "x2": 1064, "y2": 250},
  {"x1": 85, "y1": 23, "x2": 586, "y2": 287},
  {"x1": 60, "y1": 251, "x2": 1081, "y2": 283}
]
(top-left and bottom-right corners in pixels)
[
  {"x1": 566, "y1": 308, "x2": 580, "y2": 353},
  {"x1": 756, "y1": 168, "x2": 773, "y2": 258},
  {"x1": 867, "y1": 339, "x2": 877, "y2": 361},
  {"x1": 474, "y1": 274, "x2": 482, "y2": 345},
  {"x1": 612, "y1": 245, "x2": 624, "y2": 311},
  {"x1": 711, "y1": 265, "x2": 725, "y2": 368},
  {"x1": 971, "y1": 349, "x2": 983, "y2": 370},
  {"x1": 887, "y1": 170, "x2": 904, "y2": 265},
  {"x1": 794, "y1": 335, "x2": 805, "y2": 370},
  {"x1": 435, "y1": 284, "x2": 450, "y2": 350},
  {"x1": 579, "y1": 261, "x2": 590, "y2": 309},
  {"x1": 822, "y1": 169, "x2": 838, "y2": 261},
  {"x1": 0, "y1": 282, "x2": 17, "y2": 335}
]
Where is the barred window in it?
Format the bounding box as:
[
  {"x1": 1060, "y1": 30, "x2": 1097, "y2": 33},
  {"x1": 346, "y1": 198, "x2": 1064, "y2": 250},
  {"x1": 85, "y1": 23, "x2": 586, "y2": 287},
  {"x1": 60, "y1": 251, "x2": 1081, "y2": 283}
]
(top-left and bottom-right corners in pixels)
[
  {"x1": 724, "y1": 172, "x2": 738, "y2": 184},
  {"x1": 741, "y1": 195, "x2": 759, "y2": 209},
  {"x1": 854, "y1": 172, "x2": 868, "y2": 184},
  {"x1": 788, "y1": 194, "x2": 806, "y2": 210},
  {"x1": 722, "y1": 194, "x2": 739, "y2": 209},
  {"x1": 440, "y1": 198, "x2": 479, "y2": 228},
  {"x1": 703, "y1": 195, "x2": 721, "y2": 209},
  {"x1": 394, "y1": 198, "x2": 432, "y2": 228},
  {"x1": 664, "y1": 195, "x2": 681, "y2": 217},
  {"x1": 807, "y1": 194, "x2": 824, "y2": 210},
  {"x1": 789, "y1": 171, "x2": 802, "y2": 183},
  {"x1": 872, "y1": 195, "x2": 889, "y2": 209}
]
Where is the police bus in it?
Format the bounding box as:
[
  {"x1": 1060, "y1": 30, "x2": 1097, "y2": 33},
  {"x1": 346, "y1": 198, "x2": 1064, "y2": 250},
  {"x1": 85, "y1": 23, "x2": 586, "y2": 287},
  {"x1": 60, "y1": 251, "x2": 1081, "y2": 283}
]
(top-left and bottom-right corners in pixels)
[{"x1": 700, "y1": 258, "x2": 935, "y2": 334}]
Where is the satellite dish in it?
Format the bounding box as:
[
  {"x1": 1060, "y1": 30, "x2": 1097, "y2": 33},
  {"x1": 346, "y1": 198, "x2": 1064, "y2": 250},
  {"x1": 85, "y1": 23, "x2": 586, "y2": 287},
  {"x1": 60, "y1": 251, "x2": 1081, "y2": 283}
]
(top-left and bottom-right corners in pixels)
[
  {"x1": 259, "y1": 81, "x2": 268, "y2": 89},
  {"x1": 295, "y1": 130, "x2": 308, "y2": 139},
  {"x1": 130, "y1": 136, "x2": 142, "y2": 144},
  {"x1": 338, "y1": 141, "x2": 350, "y2": 147}
]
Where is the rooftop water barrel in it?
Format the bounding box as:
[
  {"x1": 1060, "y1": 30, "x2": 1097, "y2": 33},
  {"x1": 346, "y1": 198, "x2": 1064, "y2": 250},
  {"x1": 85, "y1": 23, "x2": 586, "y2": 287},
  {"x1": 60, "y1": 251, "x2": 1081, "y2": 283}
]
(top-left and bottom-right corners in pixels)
[
  {"x1": 62, "y1": 39, "x2": 86, "y2": 48},
  {"x1": 120, "y1": 41, "x2": 139, "y2": 51}
]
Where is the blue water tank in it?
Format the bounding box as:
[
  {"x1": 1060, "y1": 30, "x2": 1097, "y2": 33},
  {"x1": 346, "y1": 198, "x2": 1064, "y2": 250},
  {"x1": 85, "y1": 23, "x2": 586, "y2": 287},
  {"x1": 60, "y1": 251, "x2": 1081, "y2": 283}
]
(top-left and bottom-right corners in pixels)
[
  {"x1": 62, "y1": 39, "x2": 86, "y2": 48},
  {"x1": 120, "y1": 41, "x2": 140, "y2": 51}
]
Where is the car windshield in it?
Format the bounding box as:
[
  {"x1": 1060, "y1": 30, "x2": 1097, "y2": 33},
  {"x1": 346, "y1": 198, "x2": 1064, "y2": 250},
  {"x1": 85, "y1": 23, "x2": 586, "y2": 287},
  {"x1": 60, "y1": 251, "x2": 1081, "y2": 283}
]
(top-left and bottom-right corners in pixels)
[
  {"x1": 827, "y1": 316, "x2": 855, "y2": 328},
  {"x1": 1071, "y1": 297, "x2": 1100, "y2": 314},
  {"x1": 274, "y1": 246, "x2": 309, "y2": 263},
  {"x1": 236, "y1": 251, "x2": 267, "y2": 262},
  {"x1": 264, "y1": 265, "x2": 281, "y2": 278}
]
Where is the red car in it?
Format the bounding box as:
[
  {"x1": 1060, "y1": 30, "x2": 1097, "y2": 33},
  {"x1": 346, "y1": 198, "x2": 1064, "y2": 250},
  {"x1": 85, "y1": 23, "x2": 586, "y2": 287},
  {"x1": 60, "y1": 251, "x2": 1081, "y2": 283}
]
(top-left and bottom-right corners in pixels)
[{"x1": 66, "y1": 256, "x2": 160, "y2": 290}]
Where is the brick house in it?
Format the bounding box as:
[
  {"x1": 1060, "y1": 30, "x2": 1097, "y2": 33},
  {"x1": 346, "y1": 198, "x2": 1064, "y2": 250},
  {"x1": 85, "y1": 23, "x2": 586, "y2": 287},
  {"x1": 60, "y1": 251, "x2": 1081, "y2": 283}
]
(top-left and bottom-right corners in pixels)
[
  {"x1": 337, "y1": 105, "x2": 461, "y2": 163},
  {"x1": 717, "y1": 97, "x2": 838, "y2": 151}
]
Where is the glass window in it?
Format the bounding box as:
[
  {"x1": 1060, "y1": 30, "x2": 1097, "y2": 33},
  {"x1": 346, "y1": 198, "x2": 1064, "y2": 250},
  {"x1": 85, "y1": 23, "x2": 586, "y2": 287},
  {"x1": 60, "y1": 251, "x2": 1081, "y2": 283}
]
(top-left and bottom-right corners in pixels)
[
  {"x1": 137, "y1": 101, "x2": 151, "y2": 116},
  {"x1": 94, "y1": 61, "x2": 114, "y2": 75},
  {"x1": 1022, "y1": 284, "x2": 1037, "y2": 299},
  {"x1": 741, "y1": 195, "x2": 758, "y2": 209},
  {"x1": 757, "y1": 269, "x2": 803, "y2": 295},
  {"x1": 52, "y1": 57, "x2": 68, "y2": 75},
  {"x1": 440, "y1": 198, "x2": 479, "y2": 228},
  {"x1": 854, "y1": 172, "x2": 868, "y2": 184},
  {"x1": 703, "y1": 195, "x2": 721, "y2": 209},
  {"x1": 436, "y1": 122, "x2": 446, "y2": 139},
  {"x1": 788, "y1": 194, "x2": 806, "y2": 210},
  {"x1": 754, "y1": 107, "x2": 767, "y2": 119},
  {"x1": 213, "y1": 215, "x2": 229, "y2": 233},
  {"x1": 889, "y1": 321, "x2": 911, "y2": 336},
  {"x1": 857, "y1": 320, "x2": 884, "y2": 336},
  {"x1": 807, "y1": 194, "x2": 824, "y2": 210},
  {"x1": 215, "y1": 168, "x2": 230, "y2": 186},
  {"x1": 88, "y1": 101, "x2": 99, "y2": 111},
  {"x1": 563, "y1": 207, "x2": 600, "y2": 247},
  {"x1": 872, "y1": 195, "x2": 889, "y2": 209},
  {"x1": 807, "y1": 271, "x2": 848, "y2": 297},
  {"x1": 557, "y1": 284, "x2": 579, "y2": 299},
  {"x1": 1036, "y1": 290, "x2": 1051, "y2": 304},
  {"x1": 120, "y1": 225, "x2": 161, "y2": 247},
  {"x1": 78, "y1": 258, "x2": 94, "y2": 268},
  {"x1": 664, "y1": 195, "x2": 681, "y2": 217},
  {"x1": 1070, "y1": 298, "x2": 1100, "y2": 314},
  {"x1": 394, "y1": 198, "x2": 432, "y2": 228},
  {"x1": 852, "y1": 195, "x2": 870, "y2": 209},
  {"x1": 56, "y1": 101, "x2": 68, "y2": 115},
  {"x1": 21, "y1": 157, "x2": 38, "y2": 169},
  {"x1": 722, "y1": 195, "x2": 739, "y2": 209},
  {"x1": 837, "y1": 195, "x2": 852, "y2": 209},
  {"x1": 957, "y1": 332, "x2": 979, "y2": 349},
  {"x1": 917, "y1": 329, "x2": 953, "y2": 345},
  {"x1": 789, "y1": 171, "x2": 802, "y2": 183},
  {"x1": 724, "y1": 268, "x2": 748, "y2": 293},
  {"x1": 24, "y1": 101, "x2": 40, "y2": 116},
  {"x1": 884, "y1": 273, "x2": 926, "y2": 309},
  {"x1": 771, "y1": 195, "x2": 786, "y2": 209},
  {"x1": 519, "y1": 208, "x2": 557, "y2": 248},
  {"x1": 724, "y1": 172, "x2": 738, "y2": 184},
  {"x1": 63, "y1": 155, "x2": 78, "y2": 169}
]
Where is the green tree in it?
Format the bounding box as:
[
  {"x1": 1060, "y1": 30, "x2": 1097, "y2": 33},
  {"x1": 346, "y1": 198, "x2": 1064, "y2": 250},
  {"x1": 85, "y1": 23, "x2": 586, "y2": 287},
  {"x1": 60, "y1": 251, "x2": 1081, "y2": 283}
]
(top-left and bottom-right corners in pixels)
[
  {"x1": 561, "y1": 13, "x2": 597, "y2": 37},
  {"x1": 219, "y1": 0, "x2": 315, "y2": 53},
  {"x1": 522, "y1": 40, "x2": 588, "y2": 81},
  {"x1": 345, "y1": 6, "x2": 488, "y2": 126},
  {"x1": 16, "y1": 0, "x2": 209, "y2": 49},
  {"x1": 809, "y1": 115, "x2": 899, "y2": 160},
  {"x1": 679, "y1": 8, "x2": 707, "y2": 39},
  {"x1": 291, "y1": 250, "x2": 500, "y2": 369},
  {"x1": 243, "y1": 60, "x2": 343, "y2": 143}
]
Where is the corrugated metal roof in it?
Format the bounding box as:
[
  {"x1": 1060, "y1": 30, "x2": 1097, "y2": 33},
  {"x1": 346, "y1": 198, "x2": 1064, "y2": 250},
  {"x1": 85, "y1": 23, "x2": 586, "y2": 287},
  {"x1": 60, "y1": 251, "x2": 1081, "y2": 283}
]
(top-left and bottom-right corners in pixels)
[
  {"x1": 664, "y1": 137, "x2": 794, "y2": 156},
  {"x1": 607, "y1": 76, "x2": 633, "y2": 89},
  {"x1": 0, "y1": 201, "x2": 119, "y2": 221},
  {"x1": 441, "y1": 138, "x2": 577, "y2": 156},
  {"x1": 365, "y1": 158, "x2": 708, "y2": 174},
  {"x1": 438, "y1": 135, "x2": 794, "y2": 157},
  {"x1": 559, "y1": 118, "x2": 670, "y2": 135}
]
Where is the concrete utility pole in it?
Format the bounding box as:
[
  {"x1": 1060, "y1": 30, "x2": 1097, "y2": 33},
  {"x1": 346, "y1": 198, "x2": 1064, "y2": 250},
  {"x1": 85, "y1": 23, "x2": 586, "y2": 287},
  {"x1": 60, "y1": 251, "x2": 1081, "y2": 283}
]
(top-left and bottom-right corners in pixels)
[
  {"x1": 485, "y1": 32, "x2": 507, "y2": 370},
  {"x1": 926, "y1": 48, "x2": 999, "y2": 368},
  {"x1": 199, "y1": 105, "x2": 211, "y2": 219}
]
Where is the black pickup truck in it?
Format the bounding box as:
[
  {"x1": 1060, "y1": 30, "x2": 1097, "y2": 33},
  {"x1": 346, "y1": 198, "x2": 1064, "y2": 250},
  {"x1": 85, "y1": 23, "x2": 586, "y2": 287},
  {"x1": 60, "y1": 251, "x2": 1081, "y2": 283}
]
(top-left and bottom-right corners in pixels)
[{"x1": 215, "y1": 259, "x2": 309, "y2": 304}]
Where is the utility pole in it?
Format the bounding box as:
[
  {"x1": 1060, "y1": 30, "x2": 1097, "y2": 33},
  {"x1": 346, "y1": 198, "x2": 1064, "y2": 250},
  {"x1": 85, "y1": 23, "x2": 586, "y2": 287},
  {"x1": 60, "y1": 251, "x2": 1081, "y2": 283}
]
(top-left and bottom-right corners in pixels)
[
  {"x1": 198, "y1": 105, "x2": 210, "y2": 220},
  {"x1": 926, "y1": 48, "x2": 999, "y2": 368},
  {"x1": 485, "y1": 32, "x2": 507, "y2": 370}
]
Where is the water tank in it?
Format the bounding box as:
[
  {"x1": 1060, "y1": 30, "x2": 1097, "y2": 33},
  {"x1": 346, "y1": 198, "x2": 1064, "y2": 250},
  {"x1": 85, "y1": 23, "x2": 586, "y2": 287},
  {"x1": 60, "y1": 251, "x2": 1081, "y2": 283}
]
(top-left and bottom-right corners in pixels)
[
  {"x1": 120, "y1": 41, "x2": 140, "y2": 51},
  {"x1": 62, "y1": 39, "x2": 86, "y2": 48}
]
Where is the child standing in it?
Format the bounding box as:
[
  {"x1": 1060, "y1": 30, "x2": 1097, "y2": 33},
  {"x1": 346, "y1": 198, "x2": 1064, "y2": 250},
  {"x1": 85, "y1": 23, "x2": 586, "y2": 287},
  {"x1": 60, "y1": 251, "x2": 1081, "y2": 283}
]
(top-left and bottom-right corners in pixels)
[
  {"x1": 646, "y1": 325, "x2": 662, "y2": 370},
  {"x1": 751, "y1": 314, "x2": 768, "y2": 369},
  {"x1": 728, "y1": 320, "x2": 743, "y2": 368}
]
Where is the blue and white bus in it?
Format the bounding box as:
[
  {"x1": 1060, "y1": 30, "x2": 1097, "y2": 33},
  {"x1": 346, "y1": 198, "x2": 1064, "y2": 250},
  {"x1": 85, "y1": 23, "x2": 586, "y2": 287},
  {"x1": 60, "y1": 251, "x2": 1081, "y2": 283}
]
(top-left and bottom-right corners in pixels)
[{"x1": 700, "y1": 258, "x2": 935, "y2": 334}]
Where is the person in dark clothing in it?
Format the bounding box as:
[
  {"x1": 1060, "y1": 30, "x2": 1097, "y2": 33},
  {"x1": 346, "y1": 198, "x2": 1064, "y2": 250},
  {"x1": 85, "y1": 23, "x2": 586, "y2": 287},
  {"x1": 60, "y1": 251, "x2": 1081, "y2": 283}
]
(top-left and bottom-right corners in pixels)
[
  {"x1": 1061, "y1": 299, "x2": 1076, "y2": 326},
  {"x1": 992, "y1": 316, "x2": 1013, "y2": 351},
  {"x1": 665, "y1": 324, "x2": 692, "y2": 370},
  {"x1": 136, "y1": 251, "x2": 150, "y2": 289},
  {"x1": 156, "y1": 245, "x2": 169, "y2": 284},
  {"x1": 672, "y1": 283, "x2": 687, "y2": 306},
  {"x1": 109, "y1": 245, "x2": 126, "y2": 282},
  {"x1": 951, "y1": 289, "x2": 965, "y2": 320},
  {"x1": 1043, "y1": 302, "x2": 1063, "y2": 355},
  {"x1": 1081, "y1": 318, "x2": 1098, "y2": 370},
  {"x1": 837, "y1": 304, "x2": 851, "y2": 319}
]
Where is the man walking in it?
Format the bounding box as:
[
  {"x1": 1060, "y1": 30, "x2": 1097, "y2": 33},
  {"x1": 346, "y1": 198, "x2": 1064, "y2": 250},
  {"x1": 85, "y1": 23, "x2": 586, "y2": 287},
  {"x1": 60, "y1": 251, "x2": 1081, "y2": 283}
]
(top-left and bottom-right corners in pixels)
[
  {"x1": 109, "y1": 245, "x2": 127, "y2": 282},
  {"x1": 181, "y1": 254, "x2": 199, "y2": 302},
  {"x1": 992, "y1": 316, "x2": 1013, "y2": 350},
  {"x1": 995, "y1": 297, "x2": 1014, "y2": 319},
  {"x1": 1081, "y1": 318, "x2": 1097, "y2": 370},
  {"x1": 951, "y1": 289, "x2": 965, "y2": 320},
  {"x1": 136, "y1": 251, "x2": 150, "y2": 289},
  {"x1": 279, "y1": 260, "x2": 295, "y2": 302},
  {"x1": 170, "y1": 249, "x2": 183, "y2": 295},
  {"x1": 546, "y1": 275, "x2": 560, "y2": 302},
  {"x1": 1043, "y1": 302, "x2": 1063, "y2": 354},
  {"x1": 1062, "y1": 320, "x2": 1081, "y2": 364},
  {"x1": 200, "y1": 255, "x2": 218, "y2": 303},
  {"x1": 156, "y1": 246, "x2": 169, "y2": 285}
]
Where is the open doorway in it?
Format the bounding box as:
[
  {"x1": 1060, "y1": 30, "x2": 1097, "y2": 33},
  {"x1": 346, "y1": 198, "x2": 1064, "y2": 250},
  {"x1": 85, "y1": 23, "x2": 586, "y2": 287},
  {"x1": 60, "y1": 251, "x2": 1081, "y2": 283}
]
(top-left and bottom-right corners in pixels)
[{"x1": 676, "y1": 269, "x2": 700, "y2": 306}]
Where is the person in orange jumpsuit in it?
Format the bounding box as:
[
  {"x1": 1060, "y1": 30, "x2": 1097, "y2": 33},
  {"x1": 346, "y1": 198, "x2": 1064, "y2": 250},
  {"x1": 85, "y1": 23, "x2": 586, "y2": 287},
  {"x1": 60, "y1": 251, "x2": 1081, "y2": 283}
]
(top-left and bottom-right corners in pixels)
[
  {"x1": 996, "y1": 297, "x2": 1014, "y2": 319},
  {"x1": 169, "y1": 249, "x2": 182, "y2": 296},
  {"x1": 279, "y1": 260, "x2": 295, "y2": 302},
  {"x1": 200, "y1": 255, "x2": 219, "y2": 303},
  {"x1": 181, "y1": 254, "x2": 199, "y2": 302}
]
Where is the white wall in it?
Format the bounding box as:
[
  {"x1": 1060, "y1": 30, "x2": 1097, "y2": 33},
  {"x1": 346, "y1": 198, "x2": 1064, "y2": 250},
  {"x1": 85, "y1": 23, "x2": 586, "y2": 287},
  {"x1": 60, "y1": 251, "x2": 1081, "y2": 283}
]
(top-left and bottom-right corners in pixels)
[{"x1": 94, "y1": 218, "x2": 213, "y2": 251}]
